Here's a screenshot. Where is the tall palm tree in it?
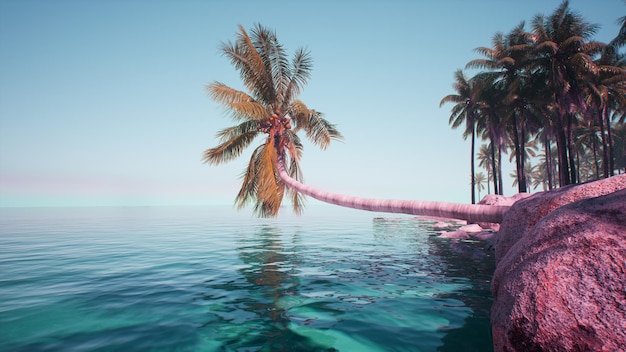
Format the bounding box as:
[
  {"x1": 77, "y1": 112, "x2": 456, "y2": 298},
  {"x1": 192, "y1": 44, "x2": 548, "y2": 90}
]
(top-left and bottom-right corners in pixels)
[
  {"x1": 206, "y1": 24, "x2": 510, "y2": 223},
  {"x1": 473, "y1": 78, "x2": 507, "y2": 195},
  {"x1": 466, "y1": 22, "x2": 537, "y2": 193},
  {"x1": 440, "y1": 69, "x2": 480, "y2": 204},
  {"x1": 586, "y1": 38, "x2": 626, "y2": 178},
  {"x1": 530, "y1": 0, "x2": 603, "y2": 185}
]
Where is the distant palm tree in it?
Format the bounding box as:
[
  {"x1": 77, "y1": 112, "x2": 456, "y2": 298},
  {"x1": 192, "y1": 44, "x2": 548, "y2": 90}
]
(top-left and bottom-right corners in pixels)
[
  {"x1": 473, "y1": 172, "x2": 487, "y2": 200},
  {"x1": 206, "y1": 24, "x2": 511, "y2": 223},
  {"x1": 574, "y1": 120, "x2": 602, "y2": 179},
  {"x1": 510, "y1": 162, "x2": 533, "y2": 192},
  {"x1": 477, "y1": 143, "x2": 494, "y2": 194}
]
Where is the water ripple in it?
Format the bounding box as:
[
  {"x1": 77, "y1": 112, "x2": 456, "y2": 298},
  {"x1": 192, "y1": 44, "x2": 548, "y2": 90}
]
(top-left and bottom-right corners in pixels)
[{"x1": 0, "y1": 206, "x2": 494, "y2": 351}]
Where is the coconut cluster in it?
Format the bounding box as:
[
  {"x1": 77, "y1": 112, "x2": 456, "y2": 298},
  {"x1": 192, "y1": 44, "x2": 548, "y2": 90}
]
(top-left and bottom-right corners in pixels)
[{"x1": 257, "y1": 110, "x2": 291, "y2": 134}]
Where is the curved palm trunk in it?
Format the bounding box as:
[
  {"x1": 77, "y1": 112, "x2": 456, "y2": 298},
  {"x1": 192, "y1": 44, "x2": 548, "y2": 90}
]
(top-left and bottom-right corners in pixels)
[{"x1": 276, "y1": 157, "x2": 510, "y2": 224}]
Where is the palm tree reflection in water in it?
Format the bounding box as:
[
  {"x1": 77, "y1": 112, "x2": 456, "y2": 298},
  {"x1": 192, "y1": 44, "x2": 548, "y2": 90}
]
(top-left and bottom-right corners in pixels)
[{"x1": 230, "y1": 226, "x2": 333, "y2": 351}]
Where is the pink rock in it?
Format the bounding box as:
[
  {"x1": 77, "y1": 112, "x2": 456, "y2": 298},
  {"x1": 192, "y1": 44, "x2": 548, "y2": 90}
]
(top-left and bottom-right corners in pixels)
[
  {"x1": 478, "y1": 192, "x2": 531, "y2": 206},
  {"x1": 491, "y1": 176, "x2": 626, "y2": 352},
  {"x1": 438, "y1": 230, "x2": 470, "y2": 239},
  {"x1": 469, "y1": 231, "x2": 495, "y2": 241},
  {"x1": 477, "y1": 193, "x2": 530, "y2": 232},
  {"x1": 495, "y1": 175, "x2": 626, "y2": 264},
  {"x1": 458, "y1": 223, "x2": 484, "y2": 233},
  {"x1": 432, "y1": 221, "x2": 454, "y2": 229}
]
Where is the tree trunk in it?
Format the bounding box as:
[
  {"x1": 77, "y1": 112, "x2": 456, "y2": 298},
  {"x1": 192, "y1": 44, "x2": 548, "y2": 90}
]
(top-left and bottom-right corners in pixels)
[
  {"x1": 544, "y1": 135, "x2": 554, "y2": 190},
  {"x1": 599, "y1": 105, "x2": 610, "y2": 178},
  {"x1": 470, "y1": 126, "x2": 476, "y2": 204},
  {"x1": 555, "y1": 114, "x2": 570, "y2": 186},
  {"x1": 605, "y1": 108, "x2": 615, "y2": 176},
  {"x1": 276, "y1": 156, "x2": 510, "y2": 224},
  {"x1": 511, "y1": 113, "x2": 524, "y2": 193},
  {"x1": 490, "y1": 139, "x2": 499, "y2": 195},
  {"x1": 497, "y1": 144, "x2": 504, "y2": 195},
  {"x1": 520, "y1": 126, "x2": 527, "y2": 192},
  {"x1": 566, "y1": 114, "x2": 577, "y2": 184}
]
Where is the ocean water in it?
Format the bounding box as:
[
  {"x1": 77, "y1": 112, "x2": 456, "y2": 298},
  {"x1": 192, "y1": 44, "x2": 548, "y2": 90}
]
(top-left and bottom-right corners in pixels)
[{"x1": 0, "y1": 205, "x2": 495, "y2": 352}]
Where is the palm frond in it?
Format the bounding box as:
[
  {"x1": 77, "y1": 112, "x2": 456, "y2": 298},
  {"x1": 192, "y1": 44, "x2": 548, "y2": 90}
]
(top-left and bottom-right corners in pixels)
[
  {"x1": 222, "y1": 25, "x2": 276, "y2": 105},
  {"x1": 215, "y1": 120, "x2": 260, "y2": 143},
  {"x1": 283, "y1": 129, "x2": 304, "y2": 162},
  {"x1": 251, "y1": 23, "x2": 286, "y2": 107},
  {"x1": 254, "y1": 142, "x2": 283, "y2": 217},
  {"x1": 283, "y1": 47, "x2": 313, "y2": 109},
  {"x1": 229, "y1": 101, "x2": 269, "y2": 121},
  {"x1": 207, "y1": 82, "x2": 269, "y2": 121},
  {"x1": 235, "y1": 144, "x2": 263, "y2": 210},
  {"x1": 287, "y1": 156, "x2": 305, "y2": 215},
  {"x1": 206, "y1": 82, "x2": 253, "y2": 106},
  {"x1": 466, "y1": 58, "x2": 499, "y2": 71},
  {"x1": 202, "y1": 123, "x2": 259, "y2": 164},
  {"x1": 301, "y1": 110, "x2": 344, "y2": 150}
]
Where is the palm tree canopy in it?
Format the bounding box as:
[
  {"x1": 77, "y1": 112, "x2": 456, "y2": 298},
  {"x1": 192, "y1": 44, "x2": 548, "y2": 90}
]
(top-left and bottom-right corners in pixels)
[{"x1": 204, "y1": 24, "x2": 343, "y2": 217}]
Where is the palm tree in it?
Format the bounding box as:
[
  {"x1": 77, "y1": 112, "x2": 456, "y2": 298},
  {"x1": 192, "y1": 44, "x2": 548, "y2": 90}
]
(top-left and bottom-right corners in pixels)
[
  {"x1": 203, "y1": 24, "x2": 342, "y2": 217},
  {"x1": 474, "y1": 172, "x2": 487, "y2": 200},
  {"x1": 510, "y1": 162, "x2": 533, "y2": 192},
  {"x1": 440, "y1": 69, "x2": 480, "y2": 204},
  {"x1": 604, "y1": 1, "x2": 626, "y2": 63},
  {"x1": 206, "y1": 24, "x2": 510, "y2": 223},
  {"x1": 477, "y1": 143, "x2": 494, "y2": 194},
  {"x1": 587, "y1": 47, "x2": 626, "y2": 178},
  {"x1": 530, "y1": 0, "x2": 603, "y2": 185},
  {"x1": 473, "y1": 78, "x2": 507, "y2": 195},
  {"x1": 574, "y1": 120, "x2": 602, "y2": 179},
  {"x1": 466, "y1": 22, "x2": 537, "y2": 193}
]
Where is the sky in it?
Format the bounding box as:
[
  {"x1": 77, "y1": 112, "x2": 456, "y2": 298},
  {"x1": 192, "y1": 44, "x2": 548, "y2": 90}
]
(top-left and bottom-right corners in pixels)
[{"x1": 0, "y1": 0, "x2": 624, "y2": 210}]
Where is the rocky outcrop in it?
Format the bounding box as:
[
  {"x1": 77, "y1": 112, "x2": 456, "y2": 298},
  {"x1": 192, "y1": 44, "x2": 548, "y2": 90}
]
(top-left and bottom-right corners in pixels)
[{"x1": 491, "y1": 175, "x2": 626, "y2": 352}]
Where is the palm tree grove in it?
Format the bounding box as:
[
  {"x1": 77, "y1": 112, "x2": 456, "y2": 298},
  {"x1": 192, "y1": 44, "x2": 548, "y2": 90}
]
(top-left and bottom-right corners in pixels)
[
  {"x1": 441, "y1": 1, "x2": 626, "y2": 203},
  {"x1": 205, "y1": 1, "x2": 624, "y2": 219}
]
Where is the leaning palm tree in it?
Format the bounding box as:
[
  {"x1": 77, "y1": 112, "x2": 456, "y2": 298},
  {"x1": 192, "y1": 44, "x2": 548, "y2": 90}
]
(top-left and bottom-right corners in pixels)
[
  {"x1": 205, "y1": 24, "x2": 510, "y2": 223},
  {"x1": 203, "y1": 24, "x2": 342, "y2": 217}
]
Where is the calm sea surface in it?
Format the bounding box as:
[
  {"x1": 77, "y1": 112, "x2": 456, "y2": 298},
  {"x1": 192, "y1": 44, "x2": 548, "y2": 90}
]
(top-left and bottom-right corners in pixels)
[{"x1": 0, "y1": 205, "x2": 494, "y2": 351}]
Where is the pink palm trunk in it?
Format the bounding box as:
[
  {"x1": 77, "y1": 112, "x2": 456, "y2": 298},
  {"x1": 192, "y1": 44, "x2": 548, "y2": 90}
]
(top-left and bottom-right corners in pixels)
[{"x1": 277, "y1": 156, "x2": 509, "y2": 223}]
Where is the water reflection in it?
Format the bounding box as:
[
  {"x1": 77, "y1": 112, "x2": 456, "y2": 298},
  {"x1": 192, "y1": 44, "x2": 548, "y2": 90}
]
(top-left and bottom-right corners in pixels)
[
  {"x1": 427, "y1": 233, "x2": 495, "y2": 352},
  {"x1": 373, "y1": 216, "x2": 495, "y2": 352},
  {"x1": 200, "y1": 218, "x2": 495, "y2": 351},
  {"x1": 202, "y1": 225, "x2": 335, "y2": 351}
]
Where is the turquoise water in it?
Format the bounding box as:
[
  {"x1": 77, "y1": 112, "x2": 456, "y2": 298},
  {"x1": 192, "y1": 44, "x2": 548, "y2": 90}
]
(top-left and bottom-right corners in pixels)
[{"x1": 0, "y1": 206, "x2": 494, "y2": 351}]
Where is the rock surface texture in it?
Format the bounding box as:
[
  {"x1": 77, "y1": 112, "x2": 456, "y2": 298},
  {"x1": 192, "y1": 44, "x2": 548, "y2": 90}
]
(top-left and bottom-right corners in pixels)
[{"x1": 491, "y1": 175, "x2": 626, "y2": 352}]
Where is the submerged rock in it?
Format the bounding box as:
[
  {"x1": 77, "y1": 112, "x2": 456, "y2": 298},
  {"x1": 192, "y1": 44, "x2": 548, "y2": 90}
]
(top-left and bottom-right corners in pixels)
[
  {"x1": 438, "y1": 230, "x2": 470, "y2": 239},
  {"x1": 491, "y1": 175, "x2": 626, "y2": 352}
]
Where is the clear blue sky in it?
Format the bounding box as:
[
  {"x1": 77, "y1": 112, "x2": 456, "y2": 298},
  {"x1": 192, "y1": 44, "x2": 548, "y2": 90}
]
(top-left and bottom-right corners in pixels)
[{"x1": 0, "y1": 0, "x2": 623, "y2": 208}]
